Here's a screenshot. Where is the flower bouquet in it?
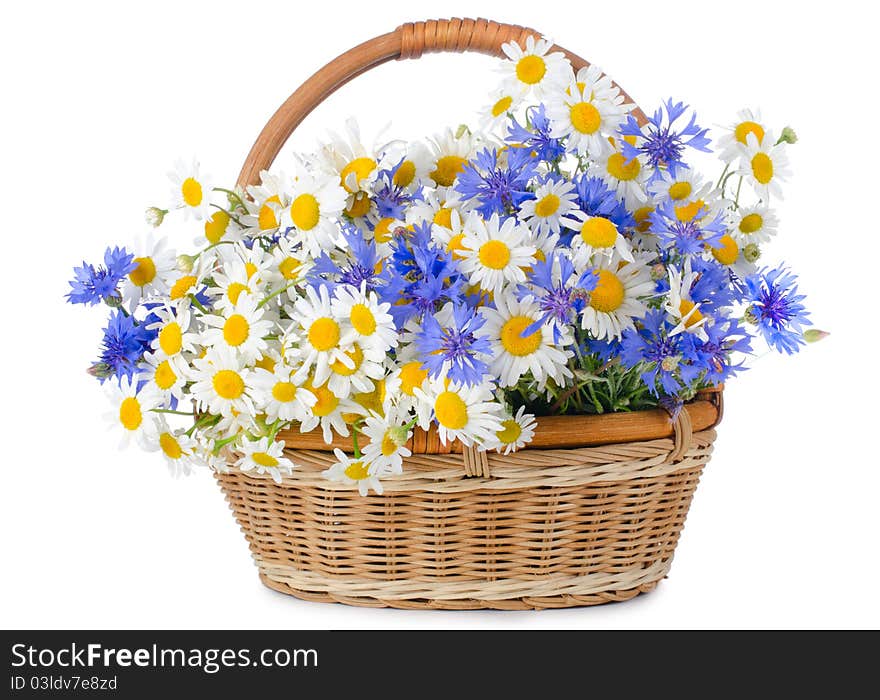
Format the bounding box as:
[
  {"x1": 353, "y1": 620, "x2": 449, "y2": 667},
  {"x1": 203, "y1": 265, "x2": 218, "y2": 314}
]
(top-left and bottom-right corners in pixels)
[{"x1": 67, "y1": 19, "x2": 821, "y2": 608}]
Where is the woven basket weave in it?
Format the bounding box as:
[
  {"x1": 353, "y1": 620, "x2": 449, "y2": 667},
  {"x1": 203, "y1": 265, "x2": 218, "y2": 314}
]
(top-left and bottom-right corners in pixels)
[{"x1": 216, "y1": 18, "x2": 724, "y2": 610}]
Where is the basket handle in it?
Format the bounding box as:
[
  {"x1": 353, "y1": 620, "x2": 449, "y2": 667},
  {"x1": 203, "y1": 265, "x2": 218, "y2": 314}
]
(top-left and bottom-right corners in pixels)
[{"x1": 236, "y1": 17, "x2": 648, "y2": 187}]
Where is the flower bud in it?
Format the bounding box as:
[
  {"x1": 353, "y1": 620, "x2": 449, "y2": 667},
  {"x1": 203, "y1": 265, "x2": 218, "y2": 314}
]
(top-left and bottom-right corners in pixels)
[
  {"x1": 743, "y1": 243, "x2": 761, "y2": 263},
  {"x1": 145, "y1": 207, "x2": 167, "y2": 227},
  {"x1": 803, "y1": 329, "x2": 830, "y2": 343},
  {"x1": 778, "y1": 126, "x2": 798, "y2": 145},
  {"x1": 177, "y1": 254, "x2": 196, "y2": 273}
]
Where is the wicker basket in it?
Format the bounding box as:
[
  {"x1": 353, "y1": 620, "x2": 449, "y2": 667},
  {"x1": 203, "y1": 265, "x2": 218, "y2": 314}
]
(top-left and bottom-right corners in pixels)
[{"x1": 216, "y1": 18, "x2": 724, "y2": 610}]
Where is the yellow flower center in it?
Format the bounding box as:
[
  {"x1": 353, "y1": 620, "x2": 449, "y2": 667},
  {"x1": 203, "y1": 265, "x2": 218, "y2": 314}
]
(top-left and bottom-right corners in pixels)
[
  {"x1": 204, "y1": 210, "x2": 229, "y2": 243},
  {"x1": 254, "y1": 354, "x2": 276, "y2": 372},
  {"x1": 668, "y1": 181, "x2": 692, "y2": 201},
  {"x1": 516, "y1": 54, "x2": 546, "y2": 84},
  {"x1": 570, "y1": 101, "x2": 601, "y2": 134},
  {"x1": 345, "y1": 192, "x2": 371, "y2": 218},
  {"x1": 400, "y1": 361, "x2": 428, "y2": 395},
  {"x1": 290, "y1": 193, "x2": 320, "y2": 230},
  {"x1": 223, "y1": 314, "x2": 250, "y2": 347},
  {"x1": 712, "y1": 234, "x2": 740, "y2": 266},
  {"x1": 226, "y1": 282, "x2": 250, "y2": 305},
  {"x1": 751, "y1": 153, "x2": 774, "y2": 184},
  {"x1": 252, "y1": 451, "x2": 279, "y2": 468},
  {"x1": 309, "y1": 383, "x2": 339, "y2": 417},
  {"x1": 433, "y1": 207, "x2": 453, "y2": 229},
  {"x1": 308, "y1": 317, "x2": 340, "y2": 351},
  {"x1": 119, "y1": 397, "x2": 142, "y2": 431},
  {"x1": 213, "y1": 369, "x2": 245, "y2": 400},
  {"x1": 154, "y1": 360, "x2": 177, "y2": 390},
  {"x1": 278, "y1": 256, "x2": 300, "y2": 280},
  {"x1": 431, "y1": 155, "x2": 468, "y2": 187},
  {"x1": 159, "y1": 432, "x2": 183, "y2": 460},
  {"x1": 393, "y1": 160, "x2": 416, "y2": 188},
  {"x1": 381, "y1": 431, "x2": 399, "y2": 457},
  {"x1": 633, "y1": 206, "x2": 654, "y2": 233},
  {"x1": 129, "y1": 257, "x2": 156, "y2": 287},
  {"x1": 497, "y1": 419, "x2": 523, "y2": 445},
  {"x1": 739, "y1": 213, "x2": 764, "y2": 234},
  {"x1": 331, "y1": 345, "x2": 364, "y2": 376},
  {"x1": 735, "y1": 121, "x2": 765, "y2": 145},
  {"x1": 606, "y1": 153, "x2": 641, "y2": 181},
  {"x1": 679, "y1": 299, "x2": 704, "y2": 328},
  {"x1": 181, "y1": 177, "x2": 202, "y2": 207},
  {"x1": 340, "y1": 157, "x2": 377, "y2": 193},
  {"x1": 344, "y1": 460, "x2": 369, "y2": 480},
  {"x1": 170, "y1": 275, "x2": 197, "y2": 300},
  {"x1": 258, "y1": 194, "x2": 281, "y2": 230},
  {"x1": 350, "y1": 303, "x2": 377, "y2": 336},
  {"x1": 492, "y1": 95, "x2": 513, "y2": 117},
  {"x1": 434, "y1": 391, "x2": 468, "y2": 430},
  {"x1": 272, "y1": 381, "x2": 297, "y2": 403},
  {"x1": 158, "y1": 322, "x2": 182, "y2": 355},
  {"x1": 500, "y1": 315, "x2": 542, "y2": 356},
  {"x1": 534, "y1": 193, "x2": 560, "y2": 218},
  {"x1": 675, "y1": 200, "x2": 705, "y2": 223},
  {"x1": 374, "y1": 217, "x2": 395, "y2": 243},
  {"x1": 590, "y1": 269, "x2": 625, "y2": 312},
  {"x1": 580, "y1": 217, "x2": 618, "y2": 248},
  {"x1": 478, "y1": 240, "x2": 511, "y2": 270}
]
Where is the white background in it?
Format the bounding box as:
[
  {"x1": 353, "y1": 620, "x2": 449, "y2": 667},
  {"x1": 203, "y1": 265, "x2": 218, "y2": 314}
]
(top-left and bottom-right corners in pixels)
[{"x1": 2, "y1": 0, "x2": 877, "y2": 629}]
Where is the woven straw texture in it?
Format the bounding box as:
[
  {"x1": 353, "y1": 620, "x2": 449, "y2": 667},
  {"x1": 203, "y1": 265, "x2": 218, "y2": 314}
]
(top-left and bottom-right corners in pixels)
[{"x1": 220, "y1": 18, "x2": 721, "y2": 609}]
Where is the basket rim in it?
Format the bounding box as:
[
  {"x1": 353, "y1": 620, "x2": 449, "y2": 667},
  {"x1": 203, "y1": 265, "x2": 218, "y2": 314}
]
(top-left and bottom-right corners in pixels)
[{"x1": 275, "y1": 388, "x2": 723, "y2": 455}]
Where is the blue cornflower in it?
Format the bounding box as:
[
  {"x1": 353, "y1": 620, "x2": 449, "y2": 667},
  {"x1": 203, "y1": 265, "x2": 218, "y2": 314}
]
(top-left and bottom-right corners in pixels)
[
  {"x1": 506, "y1": 105, "x2": 566, "y2": 163},
  {"x1": 520, "y1": 254, "x2": 596, "y2": 342},
  {"x1": 94, "y1": 309, "x2": 155, "y2": 384},
  {"x1": 415, "y1": 303, "x2": 492, "y2": 386},
  {"x1": 620, "y1": 99, "x2": 711, "y2": 178},
  {"x1": 455, "y1": 148, "x2": 538, "y2": 217},
  {"x1": 620, "y1": 310, "x2": 702, "y2": 397},
  {"x1": 307, "y1": 224, "x2": 384, "y2": 293},
  {"x1": 66, "y1": 246, "x2": 135, "y2": 306},
  {"x1": 650, "y1": 199, "x2": 725, "y2": 256},
  {"x1": 572, "y1": 175, "x2": 634, "y2": 231},
  {"x1": 744, "y1": 267, "x2": 811, "y2": 354}
]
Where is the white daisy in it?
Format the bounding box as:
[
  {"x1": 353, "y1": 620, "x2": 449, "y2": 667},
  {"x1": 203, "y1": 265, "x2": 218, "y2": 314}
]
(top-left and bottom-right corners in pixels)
[
  {"x1": 200, "y1": 293, "x2": 274, "y2": 363},
  {"x1": 189, "y1": 345, "x2": 255, "y2": 418},
  {"x1": 413, "y1": 377, "x2": 503, "y2": 447},
  {"x1": 499, "y1": 35, "x2": 571, "y2": 100},
  {"x1": 547, "y1": 64, "x2": 631, "y2": 157},
  {"x1": 280, "y1": 167, "x2": 347, "y2": 257},
  {"x1": 426, "y1": 128, "x2": 477, "y2": 189},
  {"x1": 518, "y1": 178, "x2": 578, "y2": 236},
  {"x1": 236, "y1": 437, "x2": 296, "y2": 484},
  {"x1": 665, "y1": 260, "x2": 710, "y2": 341},
  {"x1": 360, "y1": 410, "x2": 413, "y2": 476},
  {"x1": 486, "y1": 406, "x2": 537, "y2": 455},
  {"x1": 479, "y1": 294, "x2": 573, "y2": 390},
  {"x1": 717, "y1": 108, "x2": 767, "y2": 162},
  {"x1": 730, "y1": 204, "x2": 778, "y2": 245},
  {"x1": 121, "y1": 234, "x2": 176, "y2": 311},
  {"x1": 168, "y1": 158, "x2": 212, "y2": 220},
  {"x1": 251, "y1": 363, "x2": 317, "y2": 423},
  {"x1": 581, "y1": 254, "x2": 654, "y2": 340},
  {"x1": 458, "y1": 212, "x2": 536, "y2": 295},
  {"x1": 739, "y1": 131, "x2": 791, "y2": 200},
  {"x1": 563, "y1": 211, "x2": 634, "y2": 264},
  {"x1": 288, "y1": 284, "x2": 353, "y2": 387},
  {"x1": 104, "y1": 376, "x2": 161, "y2": 449},
  {"x1": 323, "y1": 448, "x2": 383, "y2": 496},
  {"x1": 331, "y1": 282, "x2": 397, "y2": 360}
]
